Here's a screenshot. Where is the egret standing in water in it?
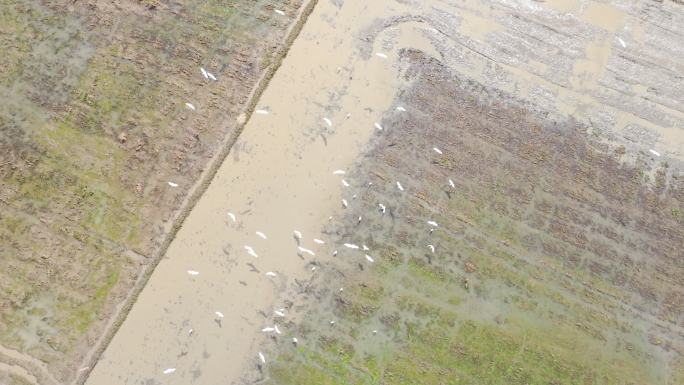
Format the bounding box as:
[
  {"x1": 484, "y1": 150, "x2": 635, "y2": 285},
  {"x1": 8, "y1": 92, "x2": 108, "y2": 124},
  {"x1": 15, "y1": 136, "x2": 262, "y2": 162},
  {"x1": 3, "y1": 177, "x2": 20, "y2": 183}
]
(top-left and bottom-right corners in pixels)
[{"x1": 245, "y1": 245, "x2": 258, "y2": 258}]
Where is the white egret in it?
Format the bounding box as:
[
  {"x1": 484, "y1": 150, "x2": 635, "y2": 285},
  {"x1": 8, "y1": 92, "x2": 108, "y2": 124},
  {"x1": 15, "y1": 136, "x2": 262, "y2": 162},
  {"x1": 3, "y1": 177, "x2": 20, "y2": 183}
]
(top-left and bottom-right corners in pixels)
[
  {"x1": 298, "y1": 246, "x2": 315, "y2": 256},
  {"x1": 245, "y1": 245, "x2": 258, "y2": 258}
]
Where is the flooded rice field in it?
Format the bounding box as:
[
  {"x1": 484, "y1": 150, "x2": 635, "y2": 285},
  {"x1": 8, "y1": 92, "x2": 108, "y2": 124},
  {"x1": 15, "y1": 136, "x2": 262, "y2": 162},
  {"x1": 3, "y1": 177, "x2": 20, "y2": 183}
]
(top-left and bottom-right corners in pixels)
[
  {"x1": 265, "y1": 48, "x2": 683, "y2": 385},
  {"x1": 1, "y1": 0, "x2": 683, "y2": 384},
  {"x1": 256, "y1": 1, "x2": 683, "y2": 385}
]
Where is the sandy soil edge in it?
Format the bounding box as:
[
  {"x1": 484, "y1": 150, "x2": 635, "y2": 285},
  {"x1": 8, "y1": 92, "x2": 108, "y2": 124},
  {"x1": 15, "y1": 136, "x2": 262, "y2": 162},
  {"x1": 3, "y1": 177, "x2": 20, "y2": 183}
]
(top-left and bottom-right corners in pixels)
[{"x1": 72, "y1": 2, "x2": 319, "y2": 384}]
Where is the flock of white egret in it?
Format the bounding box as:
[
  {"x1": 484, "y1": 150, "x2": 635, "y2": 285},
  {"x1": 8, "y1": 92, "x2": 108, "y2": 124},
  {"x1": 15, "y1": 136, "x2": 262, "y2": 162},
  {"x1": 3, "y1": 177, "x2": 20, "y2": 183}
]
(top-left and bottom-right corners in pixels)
[{"x1": 161, "y1": 41, "x2": 455, "y2": 377}]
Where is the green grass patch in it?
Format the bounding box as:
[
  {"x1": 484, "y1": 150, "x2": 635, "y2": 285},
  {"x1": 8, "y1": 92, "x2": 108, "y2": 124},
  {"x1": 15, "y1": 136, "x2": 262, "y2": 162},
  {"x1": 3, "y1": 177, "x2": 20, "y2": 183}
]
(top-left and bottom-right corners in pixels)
[{"x1": 61, "y1": 263, "x2": 120, "y2": 334}]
